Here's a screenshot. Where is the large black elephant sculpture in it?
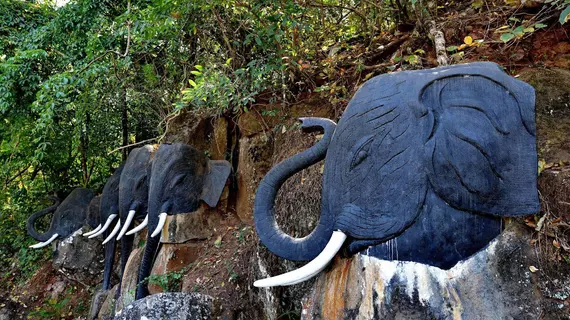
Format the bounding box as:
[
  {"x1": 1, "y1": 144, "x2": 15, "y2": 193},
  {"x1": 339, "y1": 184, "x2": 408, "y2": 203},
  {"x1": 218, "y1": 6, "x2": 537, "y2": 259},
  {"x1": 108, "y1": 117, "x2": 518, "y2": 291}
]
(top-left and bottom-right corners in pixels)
[
  {"x1": 27, "y1": 188, "x2": 95, "y2": 249},
  {"x1": 135, "y1": 143, "x2": 231, "y2": 300},
  {"x1": 254, "y1": 62, "x2": 540, "y2": 287}
]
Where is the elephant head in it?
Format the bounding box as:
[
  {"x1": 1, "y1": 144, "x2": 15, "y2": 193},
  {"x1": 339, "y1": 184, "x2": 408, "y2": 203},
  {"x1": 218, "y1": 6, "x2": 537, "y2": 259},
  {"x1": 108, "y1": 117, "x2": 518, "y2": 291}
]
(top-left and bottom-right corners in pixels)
[
  {"x1": 135, "y1": 143, "x2": 231, "y2": 300},
  {"x1": 86, "y1": 165, "x2": 123, "y2": 290},
  {"x1": 85, "y1": 196, "x2": 101, "y2": 231},
  {"x1": 28, "y1": 188, "x2": 95, "y2": 248},
  {"x1": 109, "y1": 145, "x2": 155, "y2": 297},
  {"x1": 116, "y1": 145, "x2": 156, "y2": 240},
  {"x1": 254, "y1": 62, "x2": 539, "y2": 287}
]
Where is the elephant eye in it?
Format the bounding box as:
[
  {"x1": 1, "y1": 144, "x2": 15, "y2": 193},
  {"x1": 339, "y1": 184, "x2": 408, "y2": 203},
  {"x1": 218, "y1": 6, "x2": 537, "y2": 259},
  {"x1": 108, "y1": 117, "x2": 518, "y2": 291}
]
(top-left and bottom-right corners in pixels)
[
  {"x1": 350, "y1": 135, "x2": 374, "y2": 170},
  {"x1": 170, "y1": 174, "x2": 186, "y2": 189}
]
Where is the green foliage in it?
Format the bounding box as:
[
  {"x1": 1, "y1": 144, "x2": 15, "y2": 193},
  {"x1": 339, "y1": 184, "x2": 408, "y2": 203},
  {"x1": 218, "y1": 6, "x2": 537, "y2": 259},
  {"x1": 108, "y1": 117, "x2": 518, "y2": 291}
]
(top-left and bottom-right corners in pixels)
[
  {"x1": 146, "y1": 267, "x2": 188, "y2": 292},
  {"x1": 0, "y1": 0, "x2": 425, "y2": 285},
  {"x1": 28, "y1": 297, "x2": 70, "y2": 319}
]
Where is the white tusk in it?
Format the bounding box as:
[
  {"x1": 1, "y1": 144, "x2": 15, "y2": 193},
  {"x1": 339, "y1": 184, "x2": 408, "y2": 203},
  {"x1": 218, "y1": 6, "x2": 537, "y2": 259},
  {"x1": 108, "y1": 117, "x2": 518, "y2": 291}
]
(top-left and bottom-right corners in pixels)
[
  {"x1": 151, "y1": 212, "x2": 167, "y2": 238},
  {"x1": 89, "y1": 214, "x2": 117, "y2": 239},
  {"x1": 83, "y1": 224, "x2": 102, "y2": 237},
  {"x1": 253, "y1": 230, "x2": 347, "y2": 287},
  {"x1": 102, "y1": 221, "x2": 121, "y2": 245},
  {"x1": 126, "y1": 214, "x2": 148, "y2": 235},
  {"x1": 29, "y1": 233, "x2": 59, "y2": 249},
  {"x1": 116, "y1": 210, "x2": 136, "y2": 240}
]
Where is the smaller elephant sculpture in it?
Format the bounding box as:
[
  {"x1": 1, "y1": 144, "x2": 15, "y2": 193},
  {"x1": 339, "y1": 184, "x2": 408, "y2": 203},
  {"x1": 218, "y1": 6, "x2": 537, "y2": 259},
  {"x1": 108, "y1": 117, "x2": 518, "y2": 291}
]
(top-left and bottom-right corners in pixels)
[
  {"x1": 253, "y1": 62, "x2": 540, "y2": 287},
  {"x1": 135, "y1": 143, "x2": 231, "y2": 300},
  {"x1": 87, "y1": 165, "x2": 123, "y2": 290},
  {"x1": 85, "y1": 196, "x2": 101, "y2": 232},
  {"x1": 28, "y1": 188, "x2": 95, "y2": 248}
]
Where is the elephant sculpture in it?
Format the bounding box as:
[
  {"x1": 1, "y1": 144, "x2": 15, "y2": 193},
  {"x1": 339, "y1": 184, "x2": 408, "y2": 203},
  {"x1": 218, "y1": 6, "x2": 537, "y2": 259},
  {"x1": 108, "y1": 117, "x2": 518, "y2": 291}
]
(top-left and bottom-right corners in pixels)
[
  {"x1": 28, "y1": 188, "x2": 95, "y2": 248},
  {"x1": 253, "y1": 62, "x2": 540, "y2": 287},
  {"x1": 86, "y1": 165, "x2": 123, "y2": 290},
  {"x1": 135, "y1": 143, "x2": 231, "y2": 300},
  {"x1": 112, "y1": 145, "x2": 155, "y2": 296},
  {"x1": 85, "y1": 196, "x2": 101, "y2": 232}
]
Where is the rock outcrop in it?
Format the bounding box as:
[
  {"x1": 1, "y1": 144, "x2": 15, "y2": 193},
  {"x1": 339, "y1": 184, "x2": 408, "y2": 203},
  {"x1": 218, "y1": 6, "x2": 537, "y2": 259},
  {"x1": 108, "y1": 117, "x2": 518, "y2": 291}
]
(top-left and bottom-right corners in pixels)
[
  {"x1": 115, "y1": 292, "x2": 214, "y2": 320},
  {"x1": 301, "y1": 222, "x2": 570, "y2": 319},
  {"x1": 53, "y1": 228, "x2": 104, "y2": 283}
]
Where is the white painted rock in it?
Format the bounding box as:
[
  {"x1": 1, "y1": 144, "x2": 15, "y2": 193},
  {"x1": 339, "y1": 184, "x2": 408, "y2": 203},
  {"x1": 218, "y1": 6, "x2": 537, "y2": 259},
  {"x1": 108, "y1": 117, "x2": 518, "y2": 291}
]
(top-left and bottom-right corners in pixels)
[
  {"x1": 52, "y1": 228, "x2": 104, "y2": 283},
  {"x1": 301, "y1": 223, "x2": 570, "y2": 319},
  {"x1": 114, "y1": 292, "x2": 214, "y2": 320}
]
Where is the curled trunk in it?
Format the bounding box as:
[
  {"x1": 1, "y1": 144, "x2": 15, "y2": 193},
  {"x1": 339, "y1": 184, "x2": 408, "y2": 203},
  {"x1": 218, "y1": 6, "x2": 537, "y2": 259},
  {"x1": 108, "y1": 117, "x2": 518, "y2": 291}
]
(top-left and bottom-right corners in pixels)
[
  {"x1": 26, "y1": 196, "x2": 60, "y2": 242},
  {"x1": 254, "y1": 118, "x2": 336, "y2": 261}
]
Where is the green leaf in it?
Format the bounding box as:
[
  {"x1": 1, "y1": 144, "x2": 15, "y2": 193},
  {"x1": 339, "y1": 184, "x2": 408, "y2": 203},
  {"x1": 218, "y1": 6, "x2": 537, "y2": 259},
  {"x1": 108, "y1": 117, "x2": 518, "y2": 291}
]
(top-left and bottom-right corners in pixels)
[
  {"x1": 189, "y1": 79, "x2": 197, "y2": 87},
  {"x1": 523, "y1": 27, "x2": 534, "y2": 33},
  {"x1": 534, "y1": 23, "x2": 547, "y2": 29},
  {"x1": 194, "y1": 65, "x2": 203, "y2": 71},
  {"x1": 513, "y1": 26, "x2": 525, "y2": 36},
  {"x1": 561, "y1": 6, "x2": 570, "y2": 24},
  {"x1": 446, "y1": 46, "x2": 459, "y2": 52},
  {"x1": 190, "y1": 71, "x2": 202, "y2": 75},
  {"x1": 500, "y1": 33, "x2": 515, "y2": 42}
]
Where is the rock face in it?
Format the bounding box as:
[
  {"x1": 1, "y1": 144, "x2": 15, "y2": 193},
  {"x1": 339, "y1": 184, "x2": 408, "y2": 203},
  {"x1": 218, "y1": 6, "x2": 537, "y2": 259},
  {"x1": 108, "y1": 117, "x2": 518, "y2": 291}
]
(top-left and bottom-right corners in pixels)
[
  {"x1": 97, "y1": 285, "x2": 118, "y2": 320},
  {"x1": 162, "y1": 205, "x2": 214, "y2": 243},
  {"x1": 52, "y1": 228, "x2": 104, "y2": 283},
  {"x1": 115, "y1": 292, "x2": 214, "y2": 320},
  {"x1": 116, "y1": 247, "x2": 144, "y2": 313},
  {"x1": 301, "y1": 222, "x2": 570, "y2": 319},
  {"x1": 148, "y1": 243, "x2": 202, "y2": 294}
]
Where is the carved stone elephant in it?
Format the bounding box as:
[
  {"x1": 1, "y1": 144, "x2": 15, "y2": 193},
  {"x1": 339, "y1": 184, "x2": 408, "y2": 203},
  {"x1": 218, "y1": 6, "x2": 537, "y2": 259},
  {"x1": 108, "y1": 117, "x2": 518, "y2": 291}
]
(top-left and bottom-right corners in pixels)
[
  {"x1": 254, "y1": 62, "x2": 540, "y2": 287},
  {"x1": 27, "y1": 188, "x2": 95, "y2": 248},
  {"x1": 135, "y1": 143, "x2": 231, "y2": 300},
  {"x1": 85, "y1": 165, "x2": 123, "y2": 290}
]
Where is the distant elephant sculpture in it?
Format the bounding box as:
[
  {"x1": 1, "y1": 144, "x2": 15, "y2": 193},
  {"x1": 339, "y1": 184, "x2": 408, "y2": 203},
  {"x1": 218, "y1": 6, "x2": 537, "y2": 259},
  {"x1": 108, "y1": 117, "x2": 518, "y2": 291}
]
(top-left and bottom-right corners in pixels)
[
  {"x1": 87, "y1": 165, "x2": 123, "y2": 290},
  {"x1": 28, "y1": 188, "x2": 95, "y2": 249},
  {"x1": 135, "y1": 143, "x2": 231, "y2": 300},
  {"x1": 85, "y1": 196, "x2": 101, "y2": 232},
  {"x1": 253, "y1": 62, "x2": 540, "y2": 287}
]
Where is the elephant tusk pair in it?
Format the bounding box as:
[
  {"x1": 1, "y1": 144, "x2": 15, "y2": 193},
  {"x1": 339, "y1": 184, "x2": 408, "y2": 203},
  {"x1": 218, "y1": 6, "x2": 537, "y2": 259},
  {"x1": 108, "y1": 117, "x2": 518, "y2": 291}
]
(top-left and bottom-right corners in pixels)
[
  {"x1": 126, "y1": 214, "x2": 148, "y2": 235},
  {"x1": 116, "y1": 210, "x2": 136, "y2": 240},
  {"x1": 151, "y1": 212, "x2": 167, "y2": 238},
  {"x1": 254, "y1": 231, "x2": 347, "y2": 287},
  {"x1": 83, "y1": 224, "x2": 102, "y2": 237},
  {"x1": 29, "y1": 233, "x2": 59, "y2": 249},
  {"x1": 89, "y1": 214, "x2": 117, "y2": 238},
  {"x1": 102, "y1": 221, "x2": 121, "y2": 245}
]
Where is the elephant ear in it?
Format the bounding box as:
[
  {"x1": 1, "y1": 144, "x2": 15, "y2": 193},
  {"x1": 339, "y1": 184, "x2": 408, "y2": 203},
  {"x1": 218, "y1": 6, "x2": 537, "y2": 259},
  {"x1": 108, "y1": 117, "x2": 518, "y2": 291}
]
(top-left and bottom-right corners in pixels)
[
  {"x1": 200, "y1": 160, "x2": 231, "y2": 207},
  {"x1": 423, "y1": 75, "x2": 521, "y2": 212}
]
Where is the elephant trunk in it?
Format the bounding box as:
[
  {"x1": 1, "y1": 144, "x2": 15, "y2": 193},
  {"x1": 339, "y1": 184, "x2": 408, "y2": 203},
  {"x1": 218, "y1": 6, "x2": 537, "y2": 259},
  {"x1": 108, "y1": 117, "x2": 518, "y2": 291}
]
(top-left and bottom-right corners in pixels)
[
  {"x1": 26, "y1": 196, "x2": 60, "y2": 242},
  {"x1": 102, "y1": 228, "x2": 117, "y2": 291},
  {"x1": 135, "y1": 234, "x2": 160, "y2": 300},
  {"x1": 254, "y1": 118, "x2": 336, "y2": 261},
  {"x1": 116, "y1": 233, "x2": 134, "y2": 298}
]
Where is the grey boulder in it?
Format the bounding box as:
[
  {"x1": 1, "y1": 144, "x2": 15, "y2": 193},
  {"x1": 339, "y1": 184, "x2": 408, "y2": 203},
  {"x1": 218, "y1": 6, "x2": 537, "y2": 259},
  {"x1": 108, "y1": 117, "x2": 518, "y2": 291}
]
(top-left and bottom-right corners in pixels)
[{"x1": 115, "y1": 292, "x2": 214, "y2": 320}]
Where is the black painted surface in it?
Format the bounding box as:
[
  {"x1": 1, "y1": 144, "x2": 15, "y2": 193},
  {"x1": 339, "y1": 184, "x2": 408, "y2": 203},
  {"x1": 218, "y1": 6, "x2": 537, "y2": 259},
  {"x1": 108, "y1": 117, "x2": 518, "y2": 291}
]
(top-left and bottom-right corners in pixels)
[
  {"x1": 99, "y1": 165, "x2": 123, "y2": 290},
  {"x1": 254, "y1": 62, "x2": 539, "y2": 269},
  {"x1": 27, "y1": 188, "x2": 95, "y2": 242},
  {"x1": 135, "y1": 143, "x2": 231, "y2": 300},
  {"x1": 86, "y1": 196, "x2": 101, "y2": 230},
  {"x1": 117, "y1": 146, "x2": 154, "y2": 296}
]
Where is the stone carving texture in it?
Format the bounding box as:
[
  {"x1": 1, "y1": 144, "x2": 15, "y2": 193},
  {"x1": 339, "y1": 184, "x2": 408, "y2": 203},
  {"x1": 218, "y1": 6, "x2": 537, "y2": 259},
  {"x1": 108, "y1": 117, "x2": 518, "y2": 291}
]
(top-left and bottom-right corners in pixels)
[{"x1": 255, "y1": 62, "x2": 539, "y2": 269}]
